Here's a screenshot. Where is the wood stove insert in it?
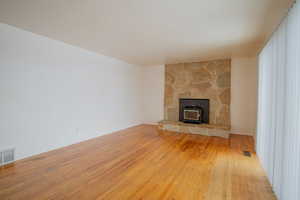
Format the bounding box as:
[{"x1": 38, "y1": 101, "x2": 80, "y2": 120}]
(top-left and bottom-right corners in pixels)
[{"x1": 179, "y1": 99, "x2": 209, "y2": 124}]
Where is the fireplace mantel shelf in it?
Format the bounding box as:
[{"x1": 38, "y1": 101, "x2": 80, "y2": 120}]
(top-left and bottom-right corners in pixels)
[{"x1": 158, "y1": 120, "x2": 230, "y2": 138}]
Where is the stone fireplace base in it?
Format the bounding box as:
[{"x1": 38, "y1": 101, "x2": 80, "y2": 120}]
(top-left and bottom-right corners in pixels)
[{"x1": 158, "y1": 120, "x2": 230, "y2": 138}]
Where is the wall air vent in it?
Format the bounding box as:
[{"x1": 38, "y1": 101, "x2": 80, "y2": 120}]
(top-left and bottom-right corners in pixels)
[{"x1": 0, "y1": 148, "x2": 15, "y2": 166}]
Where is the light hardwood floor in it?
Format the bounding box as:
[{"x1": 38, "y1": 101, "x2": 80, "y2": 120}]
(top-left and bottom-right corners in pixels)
[{"x1": 0, "y1": 125, "x2": 276, "y2": 200}]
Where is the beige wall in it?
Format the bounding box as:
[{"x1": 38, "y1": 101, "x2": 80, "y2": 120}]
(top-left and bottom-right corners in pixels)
[{"x1": 231, "y1": 57, "x2": 258, "y2": 136}]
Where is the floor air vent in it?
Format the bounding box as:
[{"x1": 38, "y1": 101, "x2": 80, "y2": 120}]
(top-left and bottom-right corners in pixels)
[
  {"x1": 0, "y1": 148, "x2": 15, "y2": 166},
  {"x1": 243, "y1": 151, "x2": 251, "y2": 157}
]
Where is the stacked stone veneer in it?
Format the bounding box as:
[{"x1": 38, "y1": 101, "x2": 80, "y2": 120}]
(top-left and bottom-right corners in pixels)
[{"x1": 164, "y1": 59, "x2": 231, "y2": 127}]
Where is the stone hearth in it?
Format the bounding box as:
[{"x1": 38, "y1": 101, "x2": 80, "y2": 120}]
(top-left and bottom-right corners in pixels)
[{"x1": 158, "y1": 120, "x2": 230, "y2": 138}]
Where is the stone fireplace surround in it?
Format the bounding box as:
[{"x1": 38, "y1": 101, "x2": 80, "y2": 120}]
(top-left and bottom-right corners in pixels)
[{"x1": 158, "y1": 59, "x2": 231, "y2": 138}]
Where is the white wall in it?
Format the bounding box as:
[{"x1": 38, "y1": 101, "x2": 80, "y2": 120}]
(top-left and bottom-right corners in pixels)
[
  {"x1": 231, "y1": 57, "x2": 258, "y2": 136},
  {"x1": 141, "y1": 65, "x2": 165, "y2": 124},
  {"x1": 0, "y1": 23, "x2": 143, "y2": 161}
]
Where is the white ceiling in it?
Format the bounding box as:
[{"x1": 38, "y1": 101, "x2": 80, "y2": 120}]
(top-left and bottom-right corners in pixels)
[{"x1": 0, "y1": 0, "x2": 293, "y2": 65}]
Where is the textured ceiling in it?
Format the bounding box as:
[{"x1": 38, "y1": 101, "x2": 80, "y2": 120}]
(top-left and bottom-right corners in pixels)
[{"x1": 0, "y1": 0, "x2": 294, "y2": 65}]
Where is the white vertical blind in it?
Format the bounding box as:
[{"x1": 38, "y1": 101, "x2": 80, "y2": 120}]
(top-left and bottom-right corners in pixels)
[
  {"x1": 272, "y1": 18, "x2": 287, "y2": 198},
  {"x1": 257, "y1": 1, "x2": 300, "y2": 200}
]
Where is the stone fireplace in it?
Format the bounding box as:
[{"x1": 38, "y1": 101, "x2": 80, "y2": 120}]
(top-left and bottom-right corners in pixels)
[{"x1": 158, "y1": 59, "x2": 231, "y2": 138}]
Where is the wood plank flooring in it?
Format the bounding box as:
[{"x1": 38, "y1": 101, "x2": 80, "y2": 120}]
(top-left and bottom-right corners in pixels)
[{"x1": 0, "y1": 125, "x2": 276, "y2": 200}]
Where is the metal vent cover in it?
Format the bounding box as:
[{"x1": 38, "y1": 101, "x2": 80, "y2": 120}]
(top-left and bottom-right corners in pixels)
[
  {"x1": 0, "y1": 148, "x2": 15, "y2": 166},
  {"x1": 243, "y1": 151, "x2": 251, "y2": 157}
]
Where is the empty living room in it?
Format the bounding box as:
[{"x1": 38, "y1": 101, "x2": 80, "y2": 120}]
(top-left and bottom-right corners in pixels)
[{"x1": 0, "y1": 0, "x2": 299, "y2": 199}]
